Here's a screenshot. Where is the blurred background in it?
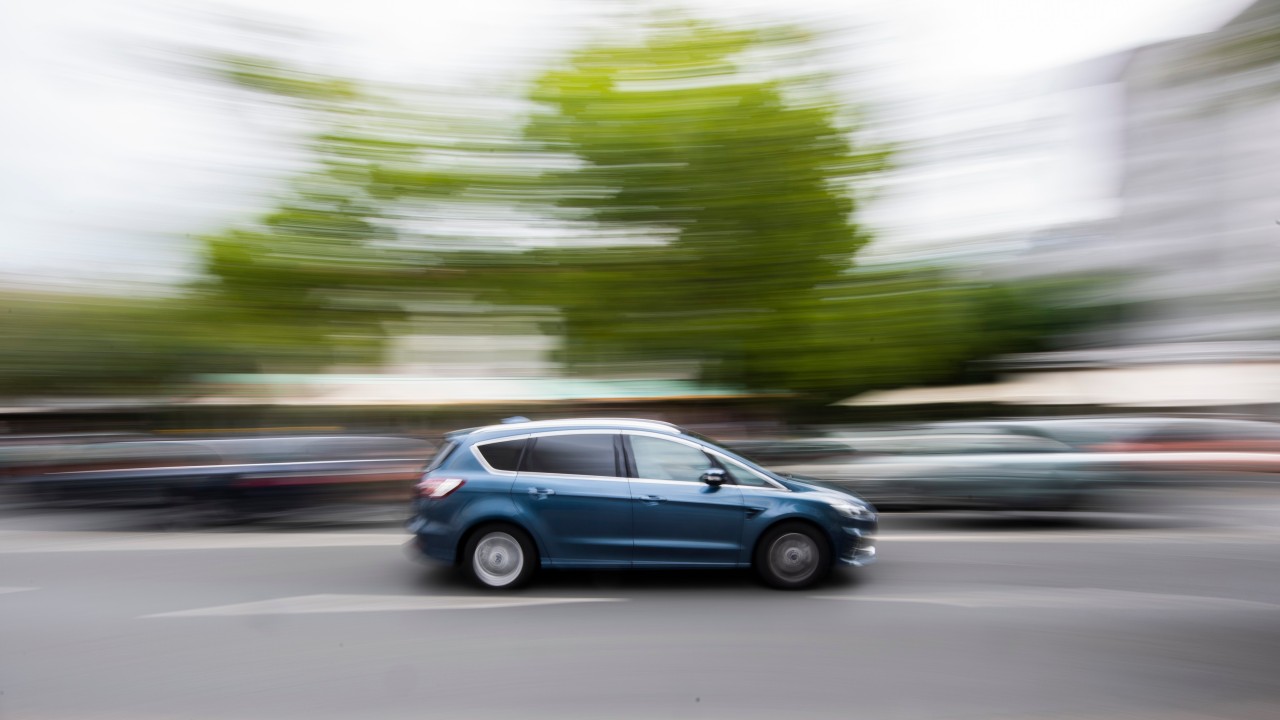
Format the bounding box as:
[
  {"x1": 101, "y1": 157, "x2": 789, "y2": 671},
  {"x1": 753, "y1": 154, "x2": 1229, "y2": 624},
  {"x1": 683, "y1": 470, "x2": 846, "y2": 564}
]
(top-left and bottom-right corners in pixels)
[
  {"x1": 6, "y1": 2, "x2": 1280, "y2": 719},
  {"x1": 4, "y1": 0, "x2": 1280, "y2": 518}
]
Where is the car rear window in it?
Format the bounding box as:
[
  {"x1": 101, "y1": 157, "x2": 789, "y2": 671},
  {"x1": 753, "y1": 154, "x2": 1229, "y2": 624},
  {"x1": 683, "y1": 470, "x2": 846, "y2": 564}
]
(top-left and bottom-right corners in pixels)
[
  {"x1": 525, "y1": 434, "x2": 620, "y2": 477},
  {"x1": 424, "y1": 441, "x2": 458, "y2": 473},
  {"x1": 476, "y1": 438, "x2": 526, "y2": 472}
]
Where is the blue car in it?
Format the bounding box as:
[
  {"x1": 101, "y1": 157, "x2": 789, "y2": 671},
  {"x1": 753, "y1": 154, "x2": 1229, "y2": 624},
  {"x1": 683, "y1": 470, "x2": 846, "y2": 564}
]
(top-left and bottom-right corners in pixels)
[{"x1": 407, "y1": 418, "x2": 877, "y2": 589}]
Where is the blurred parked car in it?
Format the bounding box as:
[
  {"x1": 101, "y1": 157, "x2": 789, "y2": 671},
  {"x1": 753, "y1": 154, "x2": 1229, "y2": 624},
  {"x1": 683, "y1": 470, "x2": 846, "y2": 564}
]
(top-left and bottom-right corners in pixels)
[
  {"x1": 10, "y1": 434, "x2": 434, "y2": 521},
  {"x1": 749, "y1": 432, "x2": 1117, "y2": 512},
  {"x1": 944, "y1": 416, "x2": 1280, "y2": 479},
  {"x1": 932, "y1": 417, "x2": 1163, "y2": 451},
  {"x1": 1093, "y1": 417, "x2": 1280, "y2": 453},
  {"x1": 724, "y1": 438, "x2": 858, "y2": 466},
  {"x1": 1090, "y1": 417, "x2": 1280, "y2": 479},
  {"x1": 0, "y1": 434, "x2": 146, "y2": 483}
]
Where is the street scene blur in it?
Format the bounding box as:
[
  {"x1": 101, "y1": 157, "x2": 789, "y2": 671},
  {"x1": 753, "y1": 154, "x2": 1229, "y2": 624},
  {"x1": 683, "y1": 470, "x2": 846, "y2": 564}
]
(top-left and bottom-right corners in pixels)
[{"x1": 5, "y1": 0, "x2": 1280, "y2": 717}]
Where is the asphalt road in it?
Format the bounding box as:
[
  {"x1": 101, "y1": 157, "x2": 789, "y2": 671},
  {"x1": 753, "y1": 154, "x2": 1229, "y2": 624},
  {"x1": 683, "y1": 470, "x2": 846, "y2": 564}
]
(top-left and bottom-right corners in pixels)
[{"x1": 3, "y1": 490, "x2": 1280, "y2": 720}]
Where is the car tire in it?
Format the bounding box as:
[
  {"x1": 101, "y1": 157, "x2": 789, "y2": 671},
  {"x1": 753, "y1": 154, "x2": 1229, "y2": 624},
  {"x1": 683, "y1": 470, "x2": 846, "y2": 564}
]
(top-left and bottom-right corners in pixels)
[
  {"x1": 755, "y1": 522, "x2": 830, "y2": 590},
  {"x1": 463, "y1": 524, "x2": 538, "y2": 590}
]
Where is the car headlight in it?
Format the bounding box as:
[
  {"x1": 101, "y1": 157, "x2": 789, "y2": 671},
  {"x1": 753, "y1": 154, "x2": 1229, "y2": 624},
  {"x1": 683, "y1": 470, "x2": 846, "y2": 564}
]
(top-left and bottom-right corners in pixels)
[{"x1": 830, "y1": 501, "x2": 874, "y2": 519}]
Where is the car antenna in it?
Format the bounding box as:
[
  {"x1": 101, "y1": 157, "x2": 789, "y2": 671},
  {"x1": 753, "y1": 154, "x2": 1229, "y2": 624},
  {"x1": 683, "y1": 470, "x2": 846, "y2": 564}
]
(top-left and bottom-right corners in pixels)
[{"x1": 501, "y1": 416, "x2": 531, "y2": 424}]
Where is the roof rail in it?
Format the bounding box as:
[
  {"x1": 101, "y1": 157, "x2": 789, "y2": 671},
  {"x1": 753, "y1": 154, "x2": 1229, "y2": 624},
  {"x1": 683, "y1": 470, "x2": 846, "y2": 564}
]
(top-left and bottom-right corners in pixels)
[{"x1": 473, "y1": 417, "x2": 682, "y2": 434}]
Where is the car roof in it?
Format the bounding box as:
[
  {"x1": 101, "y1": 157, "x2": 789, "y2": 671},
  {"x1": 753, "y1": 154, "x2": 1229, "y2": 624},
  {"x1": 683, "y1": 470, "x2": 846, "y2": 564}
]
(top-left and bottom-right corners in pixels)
[{"x1": 451, "y1": 417, "x2": 683, "y2": 442}]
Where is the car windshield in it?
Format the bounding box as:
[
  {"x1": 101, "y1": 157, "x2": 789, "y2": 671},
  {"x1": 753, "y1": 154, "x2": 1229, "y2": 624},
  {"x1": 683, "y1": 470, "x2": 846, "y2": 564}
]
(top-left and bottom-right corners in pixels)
[{"x1": 682, "y1": 430, "x2": 783, "y2": 470}]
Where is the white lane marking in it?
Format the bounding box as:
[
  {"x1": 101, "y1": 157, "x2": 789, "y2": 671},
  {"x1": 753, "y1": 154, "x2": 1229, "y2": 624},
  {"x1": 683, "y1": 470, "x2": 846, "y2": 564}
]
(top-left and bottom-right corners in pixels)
[
  {"x1": 0, "y1": 586, "x2": 37, "y2": 595},
  {"x1": 885, "y1": 528, "x2": 1280, "y2": 544},
  {"x1": 1, "y1": 526, "x2": 1278, "y2": 554},
  {"x1": 814, "y1": 587, "x2": 1280, "y2": 611},
  {"x1": 143, "y1": 594, "x2": 624, "y2": 618}
]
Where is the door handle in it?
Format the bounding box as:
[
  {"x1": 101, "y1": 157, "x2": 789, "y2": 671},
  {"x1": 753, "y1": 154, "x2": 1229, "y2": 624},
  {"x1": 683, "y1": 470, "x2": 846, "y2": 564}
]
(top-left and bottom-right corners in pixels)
[
  {"x1": 527, "y1": 487, "x2": 556, "y2": 498},
  {"x1": 637, "y1": 494, "x2": 666, "y2": 504}
]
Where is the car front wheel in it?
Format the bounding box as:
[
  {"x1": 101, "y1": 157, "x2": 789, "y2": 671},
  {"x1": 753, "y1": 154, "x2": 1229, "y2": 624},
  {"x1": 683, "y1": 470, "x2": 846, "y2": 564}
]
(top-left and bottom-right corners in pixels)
[
  {"x1": 463, "y1": 524, "x2": 537, "y2": 589},
  {"x1": 755, "y1": 523, "x2": 830, "y2": 590}
]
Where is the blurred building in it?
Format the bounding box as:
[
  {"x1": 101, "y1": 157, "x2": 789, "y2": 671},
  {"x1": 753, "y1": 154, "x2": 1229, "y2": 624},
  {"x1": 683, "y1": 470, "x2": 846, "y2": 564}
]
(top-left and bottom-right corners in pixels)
[
  {"x1": 969, "y1": 0, "x2": 1280, "y2": 356},
  {"x1": 863, "y1": 67, "x2": 1121, "y2": 268},
  {"x1": 1113, "y1": 0, "x2": 1280, "y2": 344}
]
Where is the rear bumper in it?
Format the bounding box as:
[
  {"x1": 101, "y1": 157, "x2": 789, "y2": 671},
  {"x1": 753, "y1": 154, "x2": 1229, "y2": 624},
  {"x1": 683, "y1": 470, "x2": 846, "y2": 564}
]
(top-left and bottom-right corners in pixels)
[{"x1": 407, "y1": 517, "x2": 458, "y2": 565}]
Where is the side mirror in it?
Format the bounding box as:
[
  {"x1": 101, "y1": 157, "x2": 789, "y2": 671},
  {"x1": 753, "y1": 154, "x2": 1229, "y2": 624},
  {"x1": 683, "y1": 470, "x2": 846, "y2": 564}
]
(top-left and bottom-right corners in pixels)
[{"x1": 700, "y1": 468, "x2": 728, "y2": 487}]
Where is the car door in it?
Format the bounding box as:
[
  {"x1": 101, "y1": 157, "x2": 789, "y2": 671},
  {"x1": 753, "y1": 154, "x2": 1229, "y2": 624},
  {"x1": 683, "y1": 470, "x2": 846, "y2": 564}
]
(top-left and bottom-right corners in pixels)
[
  {"x1": 511, "y1": 432, "x2": 632, "y2": 568},
  {"x1": 624, "y1": 433, "x2": 744, "y2": 567}
]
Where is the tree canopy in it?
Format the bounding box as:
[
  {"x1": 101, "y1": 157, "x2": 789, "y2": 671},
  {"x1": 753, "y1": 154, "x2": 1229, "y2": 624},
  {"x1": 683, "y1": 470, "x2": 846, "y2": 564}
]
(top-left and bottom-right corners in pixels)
[
  {"x1": 508, "y1": 19, "x2": 891, "y2": 398},
  {"x1": 0, "y1": 16, "x2": 1111, "y2": 405}
]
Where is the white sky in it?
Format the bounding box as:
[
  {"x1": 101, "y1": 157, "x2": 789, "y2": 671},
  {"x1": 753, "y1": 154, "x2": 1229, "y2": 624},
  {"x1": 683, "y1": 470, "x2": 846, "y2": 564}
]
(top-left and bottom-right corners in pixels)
[{"x1": 0, "y1": 0, "x2": 1255, "y2": 290}]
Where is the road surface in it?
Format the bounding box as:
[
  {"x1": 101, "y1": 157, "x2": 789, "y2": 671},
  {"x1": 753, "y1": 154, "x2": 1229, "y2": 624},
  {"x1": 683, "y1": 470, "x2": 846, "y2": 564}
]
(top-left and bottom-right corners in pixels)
[{"x1": 2, "y1": 489, "x2": 1279, "y2": 720}]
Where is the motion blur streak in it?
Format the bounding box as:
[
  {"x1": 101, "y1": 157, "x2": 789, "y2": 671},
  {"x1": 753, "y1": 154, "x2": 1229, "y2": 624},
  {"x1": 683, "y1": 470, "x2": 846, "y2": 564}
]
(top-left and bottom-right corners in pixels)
[{"x1": 4, "y1": 0, "x2": 1280, "y2": 718}]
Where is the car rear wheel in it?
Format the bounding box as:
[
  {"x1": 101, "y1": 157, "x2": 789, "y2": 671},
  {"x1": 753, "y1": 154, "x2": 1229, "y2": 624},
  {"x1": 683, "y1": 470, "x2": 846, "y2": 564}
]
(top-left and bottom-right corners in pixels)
[
  {"x1": 755, "y1": 523, "x2": 830, "y2": 590},
  {"x1": 463, "y1": 524, "x2": 537, "y2": 590}
]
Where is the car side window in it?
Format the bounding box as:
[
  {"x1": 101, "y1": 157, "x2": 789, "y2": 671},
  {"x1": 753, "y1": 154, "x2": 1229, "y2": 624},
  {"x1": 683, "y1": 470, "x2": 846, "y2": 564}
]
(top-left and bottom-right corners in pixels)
[
  {"x1": 524, "y1": 434, "x2": 620, "y2": 477},
  {"x1": 629, "y1": 435, "x2": 714, "y2": 482},
  {"x1": 476, "y1": 438, "x2": 526, "y2": 472},
  {"x1": 718, "y1": 456, "x2": 774, "y2": 487}
]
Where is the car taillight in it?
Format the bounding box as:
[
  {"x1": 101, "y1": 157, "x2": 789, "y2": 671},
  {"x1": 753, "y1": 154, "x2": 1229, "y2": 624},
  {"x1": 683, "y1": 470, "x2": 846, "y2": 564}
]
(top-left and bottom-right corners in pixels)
[{"x1": 416, "y1": 477, "x2": 465, "y2": 499}]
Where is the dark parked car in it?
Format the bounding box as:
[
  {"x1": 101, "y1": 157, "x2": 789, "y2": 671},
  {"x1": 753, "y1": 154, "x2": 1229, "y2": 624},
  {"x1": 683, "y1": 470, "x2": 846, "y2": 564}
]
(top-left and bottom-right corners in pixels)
[
  {"x1": 11, "y1": 435, "x2": 433, "y2": 520},
  {"x1": 407, "y1": 418, "x2": 877, "y2": 589}
]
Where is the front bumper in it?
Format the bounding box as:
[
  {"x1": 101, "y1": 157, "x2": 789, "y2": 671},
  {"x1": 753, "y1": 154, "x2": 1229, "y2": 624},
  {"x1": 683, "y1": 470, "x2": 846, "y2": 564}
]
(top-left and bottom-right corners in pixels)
[{"x1": 838, "y1": 526, "x2": 877, "y2": 567}]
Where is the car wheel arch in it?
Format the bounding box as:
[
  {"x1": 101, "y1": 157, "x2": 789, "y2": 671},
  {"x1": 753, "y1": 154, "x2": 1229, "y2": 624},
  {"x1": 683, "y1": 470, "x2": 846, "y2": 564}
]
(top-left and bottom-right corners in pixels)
[
  {"x1": 454, "y1": 518, "x2": 543, "y2": 567},
  {"x1": 752, "y1": 517, "x2": 836, "y2": 589},
  {"x1": 751, "y1": 516, "x2": 836, "y2": 562}
]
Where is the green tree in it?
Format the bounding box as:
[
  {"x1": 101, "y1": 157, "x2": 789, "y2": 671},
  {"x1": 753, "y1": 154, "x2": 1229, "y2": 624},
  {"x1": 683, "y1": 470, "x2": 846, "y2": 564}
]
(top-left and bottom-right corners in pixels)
[
  {"x1": 516, "y1": 18, "x2": 889, "y2": 398},
  {"x1": 0, "y1": 292, "x2": 241, "y2": 396},
  {"x1": 187, "y1": 23, "x2": 1101, "y2": 406},
  {"x1": 194, "y1": 56, "x2": 509, "y2": 372}
]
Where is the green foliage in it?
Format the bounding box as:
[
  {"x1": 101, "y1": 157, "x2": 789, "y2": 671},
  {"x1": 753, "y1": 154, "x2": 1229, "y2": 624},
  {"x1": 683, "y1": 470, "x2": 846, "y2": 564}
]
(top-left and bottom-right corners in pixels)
[
  {"x1": 212, "y1": 54, "x2": 360, "y2": 104},
  {"x1": 0, "y1": 293, "x2": 239, "y2": 396},
  {"x1": 0, "y1": 17, "x2": 1110, "y2": 403},
  {"x1": 186, "y1": 18, "x2": 1095, "y2": 404},
  {"x1": 515, "y1": 18, "x2": 891, "y2": 400},
  {"x1": 194, "y1": 59, "x2": 495, "y2": 372}
]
